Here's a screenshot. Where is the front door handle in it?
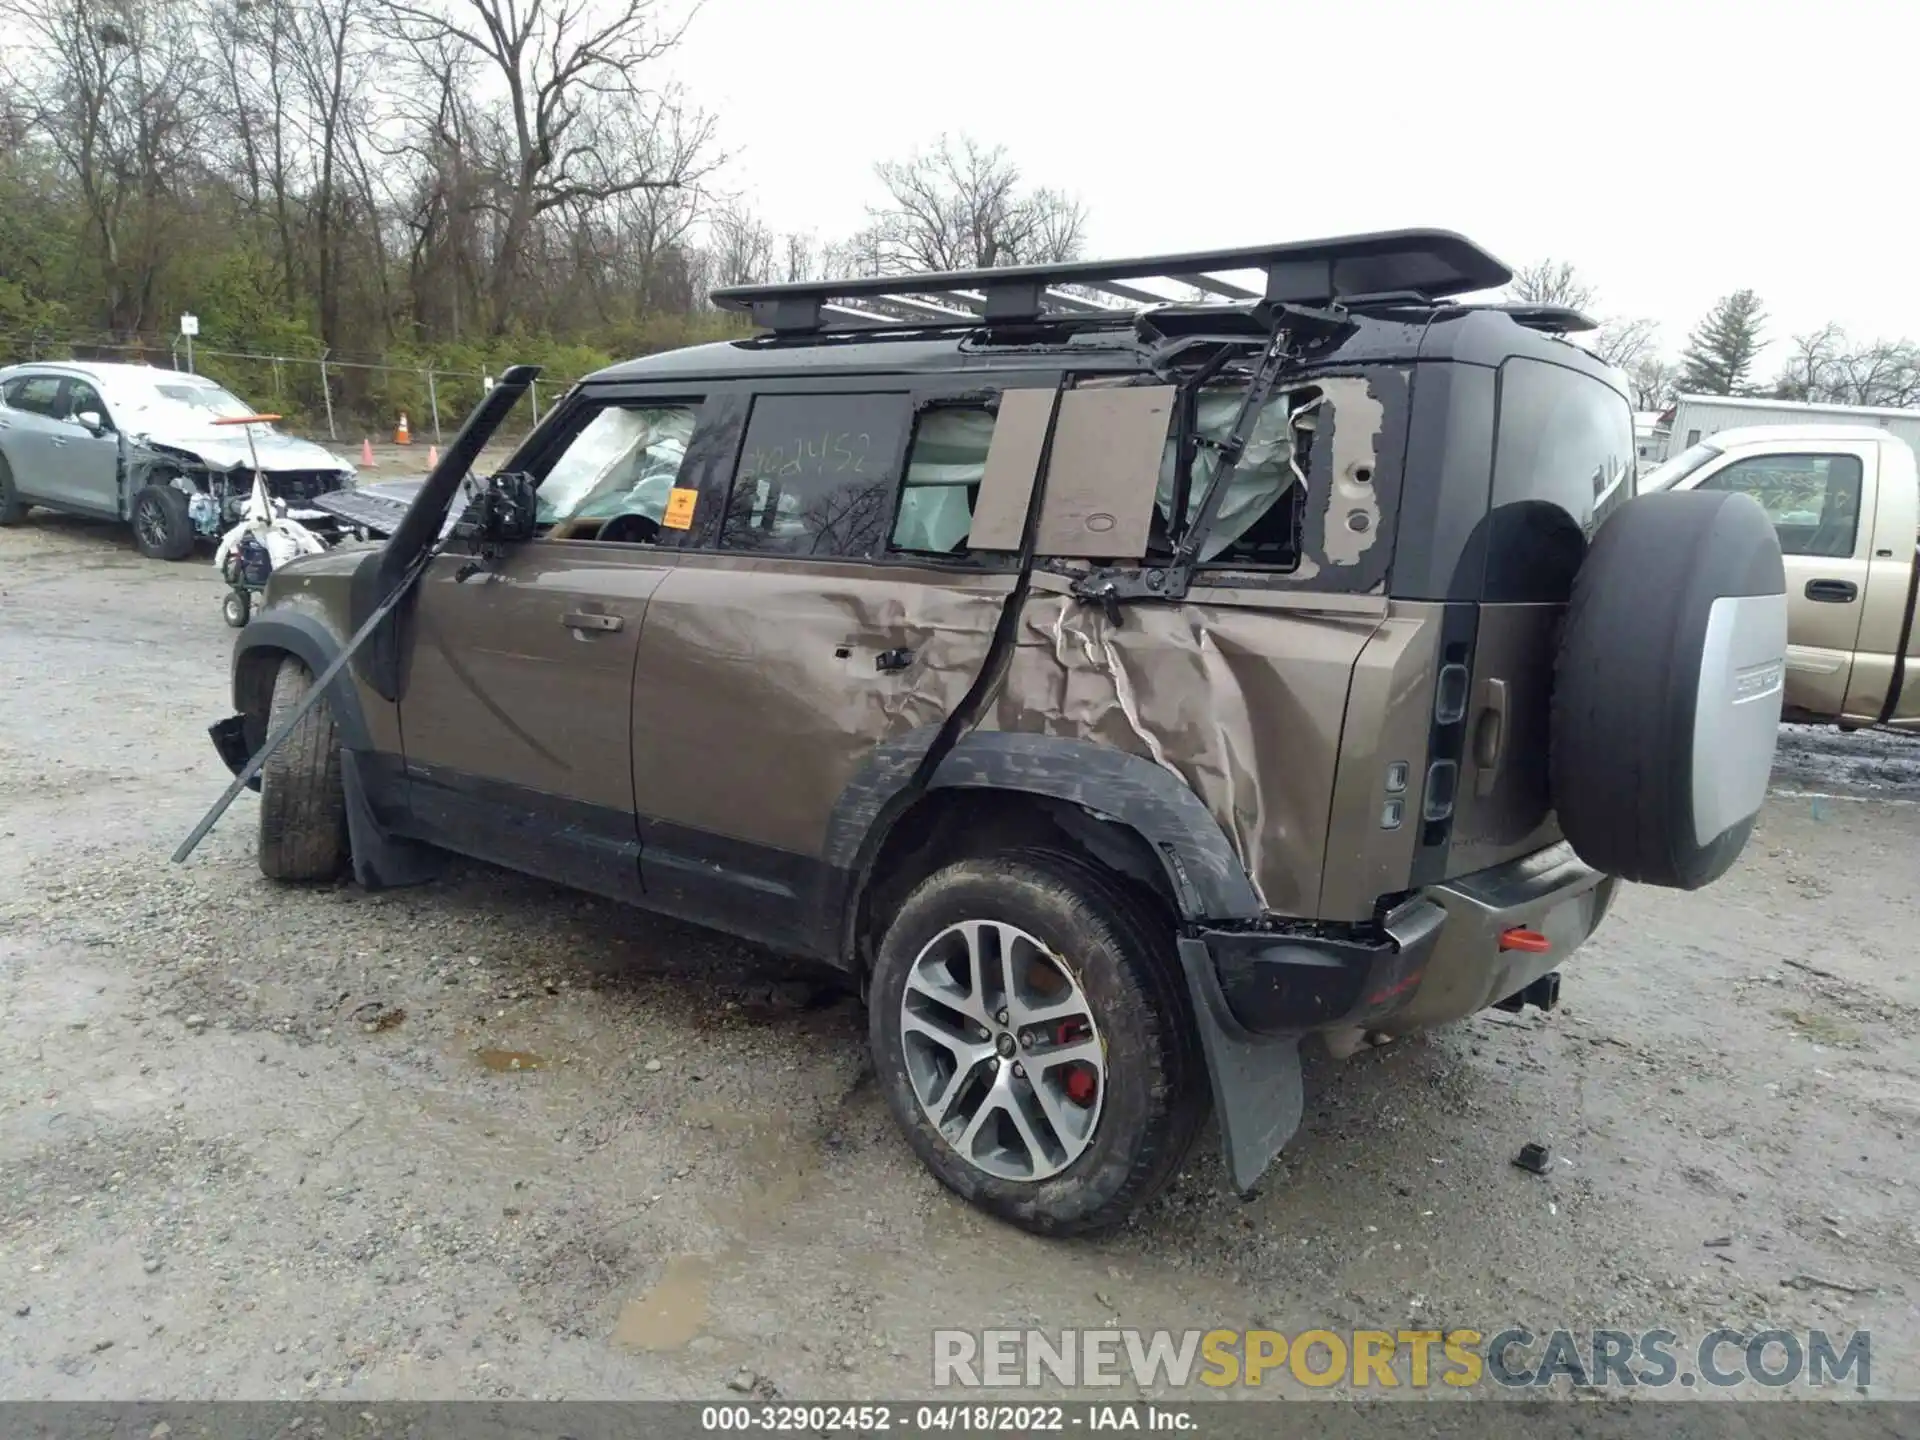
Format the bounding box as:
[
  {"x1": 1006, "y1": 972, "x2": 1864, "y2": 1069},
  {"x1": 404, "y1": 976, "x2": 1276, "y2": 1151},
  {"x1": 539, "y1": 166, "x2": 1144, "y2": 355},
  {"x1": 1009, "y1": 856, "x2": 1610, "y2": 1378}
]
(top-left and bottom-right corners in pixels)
[
  {"x1": 1804, "y1": 579, "x2": 1858, "y2": 604},
  {"x1": 562, "y1": 611, "x2": 623, "y2": 632}
]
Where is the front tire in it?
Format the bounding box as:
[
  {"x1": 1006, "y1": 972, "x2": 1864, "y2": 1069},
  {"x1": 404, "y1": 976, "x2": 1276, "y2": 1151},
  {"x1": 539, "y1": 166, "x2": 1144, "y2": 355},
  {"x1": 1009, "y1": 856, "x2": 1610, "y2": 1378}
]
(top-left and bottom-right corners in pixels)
[
  {"x1": 0, "y1": 455, "x2": 25, "y2": 525},
  {"x1": 257, "y1": 656, "x2": 347, "y2": 881},
  {"x1": 132, "y1": 483, "x2": 195, "y2": 560},
  {"x1": 868, "y1": 850, "x2": 1206, "y2": 1237}
]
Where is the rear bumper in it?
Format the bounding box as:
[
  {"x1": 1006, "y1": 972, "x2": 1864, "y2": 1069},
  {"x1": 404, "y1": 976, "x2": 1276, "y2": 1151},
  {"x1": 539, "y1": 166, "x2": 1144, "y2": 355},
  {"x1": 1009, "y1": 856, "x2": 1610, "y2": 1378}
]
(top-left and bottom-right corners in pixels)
[{"x1": 1199, "y1": 841, "x2": 1617, "y2": 1037}]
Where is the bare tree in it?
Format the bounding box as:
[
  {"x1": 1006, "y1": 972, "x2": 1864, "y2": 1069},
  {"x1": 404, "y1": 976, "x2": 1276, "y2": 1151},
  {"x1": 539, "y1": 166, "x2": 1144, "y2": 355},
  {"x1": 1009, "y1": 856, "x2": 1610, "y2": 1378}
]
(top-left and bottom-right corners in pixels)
[
  {"x1": 864, "y1": 134, "x2": 1085, "y2": 274},
  {"x1": 1627, "y1": 355, "x2": 1678, "y2": 412},
  {"x1": 2, "y1": 0, "x2": 211, "y2": 331},
  {"x1": 1506, "y1": 259, "x2": 1596, "y2": 312},
  {"x1": 706, "y1": 204, "x2": 774, "y2": 288},
  {"x1": 288, "y1": 0, "x2": 376, "y2": 349},
  {"x1": 375, "y1": 0, "x2": 721, "y2": 333},
  {"x1": 1773, "y1": 323, "x2": 1920, "y2": 408},
  {"x1": 1592, "y1": 316, "x2": 1658, "y2": 372}
]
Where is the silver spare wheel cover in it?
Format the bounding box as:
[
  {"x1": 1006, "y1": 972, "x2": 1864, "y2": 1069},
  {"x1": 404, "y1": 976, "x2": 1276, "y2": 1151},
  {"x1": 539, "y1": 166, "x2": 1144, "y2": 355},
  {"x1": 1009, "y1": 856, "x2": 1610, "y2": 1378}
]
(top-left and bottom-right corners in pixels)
[{"x1": 1551, "y1": 488, "x2": 1787, "y2": 890}]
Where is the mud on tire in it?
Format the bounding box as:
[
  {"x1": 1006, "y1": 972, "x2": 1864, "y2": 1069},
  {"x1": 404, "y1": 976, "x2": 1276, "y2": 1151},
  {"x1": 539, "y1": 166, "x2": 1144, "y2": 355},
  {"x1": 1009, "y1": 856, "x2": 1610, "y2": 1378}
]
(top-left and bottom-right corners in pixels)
[
  {"x1": 868, "y1": 849, "x2": 1207, "y2": 1237},
  {"x1": 258, "y1": 656, "x2": 348, "y2": 881}
]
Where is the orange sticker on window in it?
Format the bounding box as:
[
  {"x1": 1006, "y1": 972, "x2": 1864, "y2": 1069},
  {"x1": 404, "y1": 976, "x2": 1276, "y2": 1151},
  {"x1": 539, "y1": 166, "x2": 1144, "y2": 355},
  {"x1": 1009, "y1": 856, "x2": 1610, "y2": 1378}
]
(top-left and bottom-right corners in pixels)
[{"x1": 662, "y1": 487, "x2": 698, "y2": 530}]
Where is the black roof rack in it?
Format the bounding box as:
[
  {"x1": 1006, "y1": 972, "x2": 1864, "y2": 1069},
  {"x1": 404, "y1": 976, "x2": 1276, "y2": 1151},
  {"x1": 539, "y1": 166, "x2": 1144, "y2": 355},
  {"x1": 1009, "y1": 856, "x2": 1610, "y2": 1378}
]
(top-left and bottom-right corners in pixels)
[{"x1": 711, "y1": 229, "x2": 1511, "y2": 336}]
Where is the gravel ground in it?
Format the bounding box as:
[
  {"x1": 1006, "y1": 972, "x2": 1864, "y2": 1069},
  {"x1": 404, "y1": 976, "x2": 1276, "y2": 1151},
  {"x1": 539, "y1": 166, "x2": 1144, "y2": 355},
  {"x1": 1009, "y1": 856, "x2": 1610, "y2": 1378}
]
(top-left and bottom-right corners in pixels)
[{"x1": 3, "y1": 513, "x2": 1919, "y2": 1403}]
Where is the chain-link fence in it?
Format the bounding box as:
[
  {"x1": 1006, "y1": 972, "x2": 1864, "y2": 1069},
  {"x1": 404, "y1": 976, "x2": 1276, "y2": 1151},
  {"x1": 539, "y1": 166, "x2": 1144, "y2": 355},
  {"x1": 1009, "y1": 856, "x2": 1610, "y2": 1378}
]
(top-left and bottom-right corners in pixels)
[{"x1": 0, "y1": 327, "x2": 588, "y2": 446}]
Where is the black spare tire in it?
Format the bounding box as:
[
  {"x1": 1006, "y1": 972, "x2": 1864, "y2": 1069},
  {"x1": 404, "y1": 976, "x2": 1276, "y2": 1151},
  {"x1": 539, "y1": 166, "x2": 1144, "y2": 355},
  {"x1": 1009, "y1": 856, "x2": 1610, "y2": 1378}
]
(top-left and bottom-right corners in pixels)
[{"x1": 1551, "y1": 488, "x2": 1786, "y2": 890}]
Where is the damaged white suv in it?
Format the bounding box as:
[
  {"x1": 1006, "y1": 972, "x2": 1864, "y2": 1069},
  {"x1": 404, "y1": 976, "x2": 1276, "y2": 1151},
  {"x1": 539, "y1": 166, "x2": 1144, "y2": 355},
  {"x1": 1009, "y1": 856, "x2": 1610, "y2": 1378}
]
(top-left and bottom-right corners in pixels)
[{"x1": 0, "y1": 360, "x2": 356, "y2": 559}]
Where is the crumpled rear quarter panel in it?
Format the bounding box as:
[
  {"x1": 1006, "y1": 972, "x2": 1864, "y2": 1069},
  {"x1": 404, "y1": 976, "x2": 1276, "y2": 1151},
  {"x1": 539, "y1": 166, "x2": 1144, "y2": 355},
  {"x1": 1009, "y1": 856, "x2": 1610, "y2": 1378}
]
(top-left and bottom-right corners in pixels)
[{"x1": 986, "y1": 583, "x2": 1386, "y2": 916}]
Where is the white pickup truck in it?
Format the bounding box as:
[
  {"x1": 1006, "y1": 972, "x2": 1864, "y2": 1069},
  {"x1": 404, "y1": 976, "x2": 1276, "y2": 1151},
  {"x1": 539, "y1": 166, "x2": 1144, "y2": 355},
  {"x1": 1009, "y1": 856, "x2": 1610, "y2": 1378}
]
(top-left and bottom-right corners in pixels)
[{"x1": 1642, "y1": 423, "x2": 1919, "y2": 731}]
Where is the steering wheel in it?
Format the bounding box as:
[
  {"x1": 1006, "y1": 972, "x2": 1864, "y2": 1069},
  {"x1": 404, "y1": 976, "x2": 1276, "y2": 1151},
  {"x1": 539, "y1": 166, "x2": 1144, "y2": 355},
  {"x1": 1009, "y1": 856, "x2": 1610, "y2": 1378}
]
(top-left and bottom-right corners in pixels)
[{"x1": 597, "y1": 512, "x2": 660, "y2": 545}]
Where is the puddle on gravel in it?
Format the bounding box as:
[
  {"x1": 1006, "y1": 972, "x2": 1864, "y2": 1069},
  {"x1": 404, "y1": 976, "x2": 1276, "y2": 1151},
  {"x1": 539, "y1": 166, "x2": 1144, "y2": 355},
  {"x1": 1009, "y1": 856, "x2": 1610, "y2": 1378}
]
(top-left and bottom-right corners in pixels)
[
  {"x1": 680, "y1": 1102, "x2": 822, "y2": 1222},
  {"x1": 613, "y1": 1254, "x2": 716, "y2": 1350},
  {"x1": 475, "y1": 1048, "x2": 547, "y2": 1072}
]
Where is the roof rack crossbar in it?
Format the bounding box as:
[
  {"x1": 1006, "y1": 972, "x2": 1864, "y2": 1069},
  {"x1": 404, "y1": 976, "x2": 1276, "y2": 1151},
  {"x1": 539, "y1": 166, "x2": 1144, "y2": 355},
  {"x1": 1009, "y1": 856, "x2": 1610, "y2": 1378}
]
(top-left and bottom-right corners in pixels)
[
  {"x1": 1171, "y1": 272, "x2": 1260, "y2": 301},
  {"x1": 713, "y1": 229, "x2": 1511, "y2": 335}
]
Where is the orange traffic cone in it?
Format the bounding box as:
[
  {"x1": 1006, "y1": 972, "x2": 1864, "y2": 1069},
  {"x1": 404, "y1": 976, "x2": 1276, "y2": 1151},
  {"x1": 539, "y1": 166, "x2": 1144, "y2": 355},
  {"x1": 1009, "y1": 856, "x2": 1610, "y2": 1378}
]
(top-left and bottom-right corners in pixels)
[
  {"x1": 395, "y1": 413, "x2": 411, "y2": 445},
  {"x1": 360, "y1": 437, "x2": 375, "y2": 467},
  {"x1": 427, "y1": 444, "x2": 439, "y2": 467}
]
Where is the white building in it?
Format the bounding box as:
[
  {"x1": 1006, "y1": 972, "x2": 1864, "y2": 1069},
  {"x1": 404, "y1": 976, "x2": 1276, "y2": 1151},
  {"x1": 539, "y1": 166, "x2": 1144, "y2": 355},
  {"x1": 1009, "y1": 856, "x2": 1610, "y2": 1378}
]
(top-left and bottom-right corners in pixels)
[
  {"x1": 1654, "y1": 393, "x2": 1920, "y2": 464},
  {"x1": 1633, "y1": 411, "x2": 1666, "y2": 468}
]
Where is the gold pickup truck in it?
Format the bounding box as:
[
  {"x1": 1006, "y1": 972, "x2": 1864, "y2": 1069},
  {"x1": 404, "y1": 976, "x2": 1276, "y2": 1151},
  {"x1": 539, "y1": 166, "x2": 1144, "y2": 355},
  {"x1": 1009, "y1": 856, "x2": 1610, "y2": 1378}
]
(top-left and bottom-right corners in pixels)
[{"x1": 1644, "y1": 423, "x2": 1919, "y2": 731}]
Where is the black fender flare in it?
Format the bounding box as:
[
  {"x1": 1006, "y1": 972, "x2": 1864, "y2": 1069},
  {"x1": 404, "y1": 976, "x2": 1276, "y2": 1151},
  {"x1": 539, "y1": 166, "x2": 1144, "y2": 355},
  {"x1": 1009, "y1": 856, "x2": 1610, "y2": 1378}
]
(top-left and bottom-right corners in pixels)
[
  {"x1": 820, "y1": 728, "x2": 1264, "y2": 956},
  {"x1": 230, "y1": 611, "x2": 436, "y2": 891},
  {"x1": 823, "y1": 729, "x2": 1304, "y2": 1197},
  {"x1": 231, "y1": 608, "x2": 373, "y2": 753}
]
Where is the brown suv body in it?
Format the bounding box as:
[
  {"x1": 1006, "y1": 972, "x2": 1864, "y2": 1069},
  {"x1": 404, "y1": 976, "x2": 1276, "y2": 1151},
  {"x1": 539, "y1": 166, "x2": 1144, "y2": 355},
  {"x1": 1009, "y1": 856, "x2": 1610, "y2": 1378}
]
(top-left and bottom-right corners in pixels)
[{"x1": 205, "y1": 234, "x2": 1784, "y2": 1232}]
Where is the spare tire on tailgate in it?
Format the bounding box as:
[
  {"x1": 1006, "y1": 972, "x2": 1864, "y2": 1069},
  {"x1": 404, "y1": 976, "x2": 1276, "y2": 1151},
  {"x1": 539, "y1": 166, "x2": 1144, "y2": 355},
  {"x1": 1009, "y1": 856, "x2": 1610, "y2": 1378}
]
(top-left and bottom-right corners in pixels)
[{"x1": 1551, "y1": 488, "x2": 1786, "y2": 889}]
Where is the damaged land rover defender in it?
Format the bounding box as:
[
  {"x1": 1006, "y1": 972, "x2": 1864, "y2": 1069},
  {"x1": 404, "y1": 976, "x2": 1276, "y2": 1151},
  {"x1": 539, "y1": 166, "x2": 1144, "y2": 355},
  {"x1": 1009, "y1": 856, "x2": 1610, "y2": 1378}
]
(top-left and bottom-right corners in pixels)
[{"x1": 199, "y1": 231, "x2": 1789, "y2": 1236}]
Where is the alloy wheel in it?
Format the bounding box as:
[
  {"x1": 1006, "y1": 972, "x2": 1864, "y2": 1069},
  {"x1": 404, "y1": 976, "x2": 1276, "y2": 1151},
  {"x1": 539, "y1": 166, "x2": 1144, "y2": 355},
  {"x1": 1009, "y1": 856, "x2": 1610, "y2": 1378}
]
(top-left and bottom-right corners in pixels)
[{"x1": 898, "y1": 919, "x2": 1107, "y2": 1182}]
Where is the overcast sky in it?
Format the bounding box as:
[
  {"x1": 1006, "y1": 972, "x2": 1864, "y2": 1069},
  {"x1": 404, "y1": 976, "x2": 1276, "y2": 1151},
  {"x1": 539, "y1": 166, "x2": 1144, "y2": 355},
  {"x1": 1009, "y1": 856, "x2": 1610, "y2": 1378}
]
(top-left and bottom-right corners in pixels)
[{"x1": 669, "y1": 0, "x2": 1915, "y2": 372}]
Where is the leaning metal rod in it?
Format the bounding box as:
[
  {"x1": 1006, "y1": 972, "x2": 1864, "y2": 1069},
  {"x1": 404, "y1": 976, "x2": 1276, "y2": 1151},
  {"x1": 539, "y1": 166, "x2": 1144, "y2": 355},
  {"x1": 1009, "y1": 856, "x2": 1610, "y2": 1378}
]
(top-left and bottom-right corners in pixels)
[
  {"x1": 169, "y1": 540, "x2": 441, "y2": 864},
  {"x1": 209, "y1": 412, "x2": 279, "y2": 522}
]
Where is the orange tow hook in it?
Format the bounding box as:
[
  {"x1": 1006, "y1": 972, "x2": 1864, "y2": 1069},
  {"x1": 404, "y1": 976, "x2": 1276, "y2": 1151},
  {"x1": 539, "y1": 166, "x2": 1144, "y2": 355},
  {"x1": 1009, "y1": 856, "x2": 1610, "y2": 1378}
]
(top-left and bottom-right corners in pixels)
[{"x1": 1499, "y1": 927, "x2": 1551, "y2": 953}]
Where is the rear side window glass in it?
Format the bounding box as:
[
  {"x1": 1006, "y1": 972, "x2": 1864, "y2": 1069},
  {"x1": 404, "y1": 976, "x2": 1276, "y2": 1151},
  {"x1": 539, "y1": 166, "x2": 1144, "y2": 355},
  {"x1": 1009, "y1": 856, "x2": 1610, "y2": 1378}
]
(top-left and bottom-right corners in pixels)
[
  {"x1": 891, "y1": 406, "x2": 996, "y2": 556},
  {"x1": 1486, "y1": 357, "x2": 1635, "y2": 601},
  {"x1": 722, "y1": 393, "x2": 909, "y2": 557},
  {"x1": 3, "y1": 375, "x2": 62, "y2": 416},
  {"x1": 1700, "y1": 452, "x2": 1864, "y2": 558},
  {"x1": 1160, "y1": 385, "x2": 1305, "y2": 567}
]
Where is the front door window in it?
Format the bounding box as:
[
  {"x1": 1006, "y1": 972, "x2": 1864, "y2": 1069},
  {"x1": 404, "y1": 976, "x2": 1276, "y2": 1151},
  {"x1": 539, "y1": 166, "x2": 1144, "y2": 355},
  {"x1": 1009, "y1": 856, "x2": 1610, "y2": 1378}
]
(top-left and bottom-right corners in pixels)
[
  {"x1": 1699, "y1": 452, "x2": 1865, "y2": 558},
  {"x1": 537, "y1": 403, "x2": 698, "y2": 530}
]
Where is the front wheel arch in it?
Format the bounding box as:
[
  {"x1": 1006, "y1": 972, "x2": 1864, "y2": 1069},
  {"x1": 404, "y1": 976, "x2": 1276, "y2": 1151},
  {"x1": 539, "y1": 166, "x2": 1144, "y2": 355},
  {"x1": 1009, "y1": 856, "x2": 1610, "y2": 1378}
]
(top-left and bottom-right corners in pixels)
[{"x1": 232, "y1": 612, "x2": 374, "y2": 754}]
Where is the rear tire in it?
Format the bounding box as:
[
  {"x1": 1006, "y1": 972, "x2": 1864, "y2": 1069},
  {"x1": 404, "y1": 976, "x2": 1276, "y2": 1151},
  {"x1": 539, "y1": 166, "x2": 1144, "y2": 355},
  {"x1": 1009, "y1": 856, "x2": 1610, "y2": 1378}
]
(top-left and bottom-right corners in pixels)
[
  {"x1": 0, "y1": 456, "x2": 24, "y2": 525},
  {"x1": 868, "y1": 849, "x2": 1206, "y2": 1237},
  {"x1": 132, "y1": 483, "x2": 195, "y2": 560},
  {"x1": 257, "y1": 656, "x2": 347, "y2": 881}
]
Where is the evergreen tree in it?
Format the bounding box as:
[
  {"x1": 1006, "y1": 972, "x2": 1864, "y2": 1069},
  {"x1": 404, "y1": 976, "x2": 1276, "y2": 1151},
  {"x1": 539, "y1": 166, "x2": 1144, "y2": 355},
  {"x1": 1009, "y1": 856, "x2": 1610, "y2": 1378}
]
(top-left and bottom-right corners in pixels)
[{"x1": 1678, "y1": 290, "x2": 1767, "y2": 395}]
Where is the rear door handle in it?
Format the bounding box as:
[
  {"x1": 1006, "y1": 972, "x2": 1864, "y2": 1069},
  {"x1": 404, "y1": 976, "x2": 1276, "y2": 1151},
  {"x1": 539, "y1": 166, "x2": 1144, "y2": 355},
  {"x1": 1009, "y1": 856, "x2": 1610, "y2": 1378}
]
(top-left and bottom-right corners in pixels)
[
  {"x1": 1473, "y1": 678, "x2": 1509, "y2": 798},
  {"x1": 1804, "y1": 579, "x2": 1858, "y2": 603},
  {"x1": 561, "y1": 611, "x2": 623, "y2": 632}
]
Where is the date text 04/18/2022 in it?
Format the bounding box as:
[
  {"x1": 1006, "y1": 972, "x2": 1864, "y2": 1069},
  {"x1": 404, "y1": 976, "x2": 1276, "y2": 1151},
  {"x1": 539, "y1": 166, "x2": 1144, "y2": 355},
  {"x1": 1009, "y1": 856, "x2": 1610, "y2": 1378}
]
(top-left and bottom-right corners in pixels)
[{"x1": 699, "y1": 1402, "x2": 1197, "y2": 1432}]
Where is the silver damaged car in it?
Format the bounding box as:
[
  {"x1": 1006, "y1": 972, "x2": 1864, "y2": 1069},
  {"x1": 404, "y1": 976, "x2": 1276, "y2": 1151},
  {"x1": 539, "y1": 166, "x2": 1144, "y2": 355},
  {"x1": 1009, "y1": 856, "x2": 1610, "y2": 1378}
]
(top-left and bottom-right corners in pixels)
[{"x1": 0, "y1": 360, "x2": 356, "y2": 559}]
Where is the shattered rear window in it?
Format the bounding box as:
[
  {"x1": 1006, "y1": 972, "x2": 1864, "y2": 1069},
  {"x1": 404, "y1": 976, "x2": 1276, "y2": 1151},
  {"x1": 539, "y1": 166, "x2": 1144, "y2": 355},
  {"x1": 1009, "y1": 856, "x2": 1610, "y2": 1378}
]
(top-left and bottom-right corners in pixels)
[{"x1": 1158, "y1": 386, "x2": 1306, "y2": 568}]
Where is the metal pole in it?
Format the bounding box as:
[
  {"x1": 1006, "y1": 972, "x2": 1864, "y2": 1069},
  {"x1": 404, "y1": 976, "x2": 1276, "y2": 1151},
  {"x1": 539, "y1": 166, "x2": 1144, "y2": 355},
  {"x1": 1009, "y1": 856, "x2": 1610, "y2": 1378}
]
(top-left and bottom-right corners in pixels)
[
  {"x1": 272, "y1": 355, "x2": 283, "y2": 403},
  {"x1": 319, "y1": 350, "x2": 337, "y2": 441},
  {"x1": 426, "y1": 368, "x2": 441, "y2": 443},
  {"x1": 185, "y1": 333, "x2": 194, "y2": 374},
  {"x1": 529, "y1": 379, "x2": 540, "y2": 426}
]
